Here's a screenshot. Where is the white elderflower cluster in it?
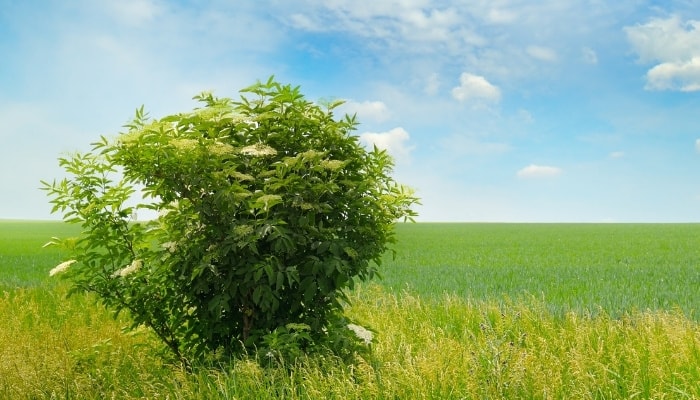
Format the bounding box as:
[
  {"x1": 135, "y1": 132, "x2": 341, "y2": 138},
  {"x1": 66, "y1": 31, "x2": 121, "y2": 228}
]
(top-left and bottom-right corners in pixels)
[
  {"x1": 347, "y1": 323, "x2": 373, "y2": 345},
  {"x1": 207, "y1": 141, "x2": 235, "y2": 156},
  {"x1": 112, "y1": 259, "x2": 143, "y2": 278},
  {"x1": 320, "y1": 159, "x2": 345, "y2": 171},
  {"x1": 162, "y1": 241, "x2": 177, "y2": 253},
  {"x1": 49, "y1": 260, "x2": 77, "y2": 276},
  {"x1": 170, "y1": 138, "x2": 198, "y2": 151},
  {"x1": 240, "y1": 144, "x2": 277, "y2": 157}
]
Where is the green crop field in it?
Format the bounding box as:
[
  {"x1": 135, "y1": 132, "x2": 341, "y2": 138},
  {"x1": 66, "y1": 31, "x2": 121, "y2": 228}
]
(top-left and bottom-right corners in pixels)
[
  {"x1": 380, "y1": 223, "x2": 700, "y2": 318},
  {"x1": 2, "y1": 221, "x2": 700, "y2": 399},
  {"x1": 0, "y1": 220, "x2": 80, "y2": 289}
]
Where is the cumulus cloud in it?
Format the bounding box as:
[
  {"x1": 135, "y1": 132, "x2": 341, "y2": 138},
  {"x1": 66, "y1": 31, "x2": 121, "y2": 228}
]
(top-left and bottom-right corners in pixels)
[
  {"x1": 646, "y1": 57, "x2": 700, "y2": 91},
  {"x1": 626, "y1": 16, "x2": 700, "y2": 91},
  {"x1": 517, "y1": 164, "x2": 562, "y2": 178},
  {"x1": 451, "y1": 73, "x2": 501, "y2": 103},
  {"x1": 339, "y1": 100, "x2": 390, "y2": 122},
  {"x1": 359, "y1": 127, "x2": 413, "y2": 163},
  {"x1": 526, "y1": 45, "x2": 558, "y2": 62}
]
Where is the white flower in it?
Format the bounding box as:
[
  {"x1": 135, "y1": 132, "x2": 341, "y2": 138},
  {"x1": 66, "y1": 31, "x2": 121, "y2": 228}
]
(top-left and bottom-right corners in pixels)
[
  {"x1": 112, "y1": 259, "x2": 143, "y2": 278},
  {"x1": 347, "y1": 323, "x2": 373, "y2": 345},
  {"x1": 207, "y1": 142, "x2": 235, "y2": 156},
  {"x1": 162, "y1": 241, "x2": 177, "y2": 253},
  {"x1": 240, "y1": 144, "x2": 277, "y2": 157},
  {"x1": 49, "y1": 260, "x2": 76, "y2": 276},
  {"x1": 170, "y1": 138, "x2": 198, "y2": 151},
  {"x1": 320, "y1": 159, "x2": 345, "y2": 171}
]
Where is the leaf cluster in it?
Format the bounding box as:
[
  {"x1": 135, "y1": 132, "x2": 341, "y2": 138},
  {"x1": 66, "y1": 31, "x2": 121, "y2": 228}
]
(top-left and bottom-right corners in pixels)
[{"x1": 42, "y1": 78, "x2": 418, "y2": 363}]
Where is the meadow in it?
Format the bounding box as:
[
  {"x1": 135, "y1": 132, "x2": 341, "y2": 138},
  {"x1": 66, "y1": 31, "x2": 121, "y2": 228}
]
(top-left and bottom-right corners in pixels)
[
  {"x1": 1, "y1": 220, "x2": 700, "y2": 399},
  {"x1": 381, "y1": 223, "x2": 700, "y2": 317}
]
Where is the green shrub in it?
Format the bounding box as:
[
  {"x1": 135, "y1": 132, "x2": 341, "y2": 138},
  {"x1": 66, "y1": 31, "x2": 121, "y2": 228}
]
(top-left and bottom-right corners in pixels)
[{"x1": 42, "y1": 77, "x2": 418, "y2": 364}]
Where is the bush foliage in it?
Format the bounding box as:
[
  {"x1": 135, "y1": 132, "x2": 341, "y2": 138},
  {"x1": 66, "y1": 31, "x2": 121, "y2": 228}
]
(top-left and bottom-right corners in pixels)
[{"x1": 42, "y1": 78, "x2": 418, "y2": 363}]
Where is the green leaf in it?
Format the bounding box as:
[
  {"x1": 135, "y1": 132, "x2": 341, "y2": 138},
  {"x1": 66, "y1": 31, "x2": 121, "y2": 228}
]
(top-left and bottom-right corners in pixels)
[{"x1": 303, "y1": 279, "x2": 317, "y2": 303}]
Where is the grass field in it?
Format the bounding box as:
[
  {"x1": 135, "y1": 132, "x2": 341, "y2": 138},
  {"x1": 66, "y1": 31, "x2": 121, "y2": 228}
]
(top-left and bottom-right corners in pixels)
[
  {"x1": 0, "y1": 220, "x2": 80, "y2": 289},
  {"x1": 381, "y1": 223, "x2": 700, "y2": 318},
  {"x1": 1, "y1": 221, "x2": 700, "y2": 398}
]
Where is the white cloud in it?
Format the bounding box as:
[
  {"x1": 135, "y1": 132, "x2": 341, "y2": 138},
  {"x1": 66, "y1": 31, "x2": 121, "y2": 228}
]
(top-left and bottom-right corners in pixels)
[
  {"x1": 359, "y1": 127, "x2": 413, "y2": 163},
  {"x1": 626, "y1": 16, "x2": 700, "y2": 91},
  {"x1": 626, "y1": 16, "x2": 700, "y2": 64},
  {"x1": 695, "y1": 139, "x2": 700, "y2": 153},
  {"x1": 609, "y1": 151, "x2": 625, "y2": 159},
  {"x1": 646, "y1": 57, "x2": 700, "y2": 91},
  {"x1": 286, "y1": 1, "x2": 464, "y2": 49},
  {"x1": 339, "y1": 100, "x2": 390, "y2": 122},
  {"x1": 280, "y1": 1, "x2": 635, "y2": 87},
  {"x1": 517, "y1": 164, "x2": 562, "y2": 178},
  {"x1": 451, "y1": 73, "x2": 501, "y2": 103},
  {"x1": 526, "y1": 45, "x2": 558, "y2": 62}
]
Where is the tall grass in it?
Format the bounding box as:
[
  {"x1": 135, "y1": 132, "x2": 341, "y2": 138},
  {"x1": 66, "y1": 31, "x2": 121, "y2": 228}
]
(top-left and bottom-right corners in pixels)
[
  {"x1": 2, "y1": 283, "x2": 699, "y2": 398},
  {"x1": 2, "y1": 222, "x2": 700, "y2": 398}
]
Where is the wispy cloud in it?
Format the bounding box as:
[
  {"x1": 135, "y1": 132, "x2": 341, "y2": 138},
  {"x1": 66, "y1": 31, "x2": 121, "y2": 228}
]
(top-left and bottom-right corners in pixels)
[
  {"x1": 284, "y1": 1, "x2": 464, "y2": 52},
  {"x1": 281, "y1": 0, "x2": 621, "y2": 83},
  {"x1": 527, "y1": 45, "x2": 558, "y2": 62},
  {"x1": 517, "y1": 164, "x2": 563, "y2": 179},
  {"x1": 487, "y1": 8, "x2": 518, "y2": 24},
  {"x1": 103, "y1": 0, "x2": 161, "y2": 25}
]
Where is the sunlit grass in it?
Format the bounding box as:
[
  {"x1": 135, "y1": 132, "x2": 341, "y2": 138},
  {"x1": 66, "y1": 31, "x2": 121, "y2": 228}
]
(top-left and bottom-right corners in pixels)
[
  {"x1": 2, "y1": 221, "x2": 700, "y2": 398},
  {"x1": 349, "y1": 285, "x2": 700, "y2": 399},
  {"x1": 1, "y1": 283, "x2": 699, "y2": 399}
]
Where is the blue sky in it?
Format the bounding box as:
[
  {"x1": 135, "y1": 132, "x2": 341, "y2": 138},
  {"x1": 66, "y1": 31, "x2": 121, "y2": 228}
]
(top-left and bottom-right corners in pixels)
[{"x1": 2, "y1": 0, "x2": 700, "y2": 222}]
